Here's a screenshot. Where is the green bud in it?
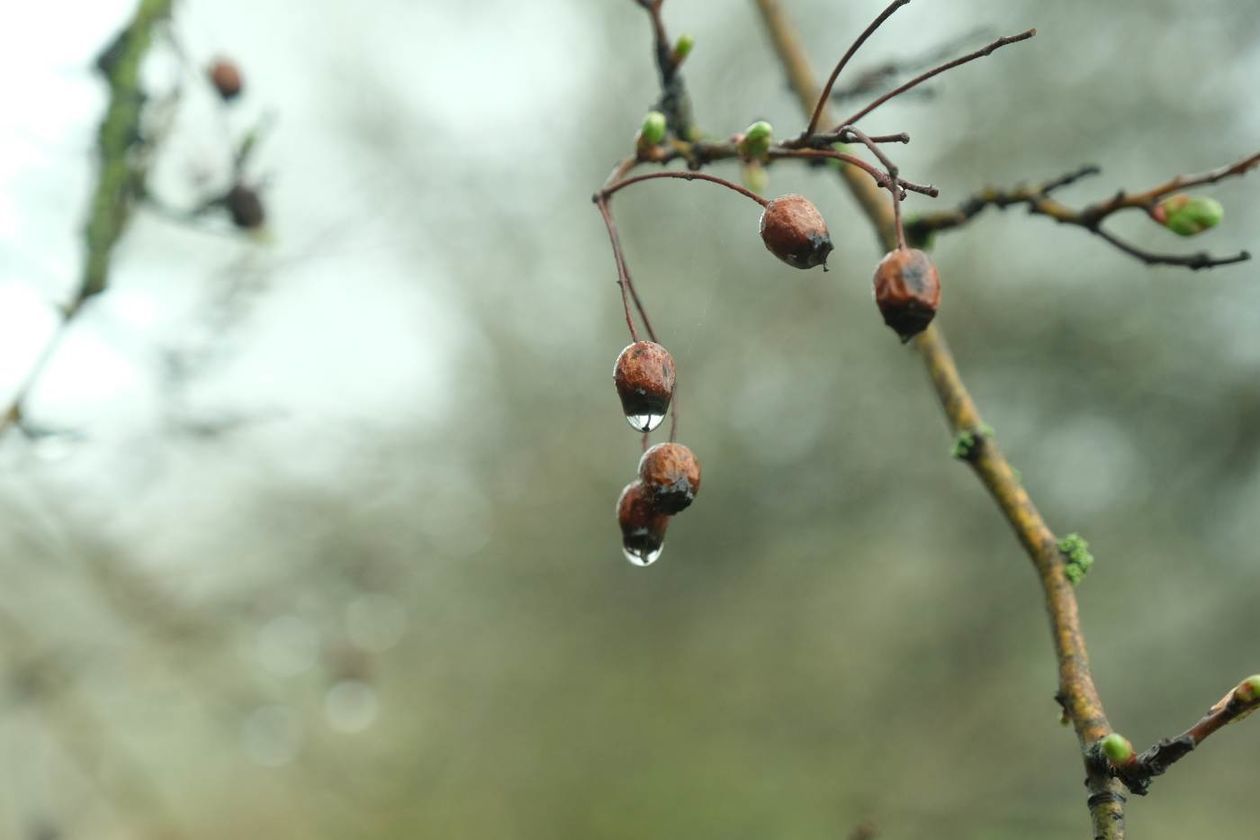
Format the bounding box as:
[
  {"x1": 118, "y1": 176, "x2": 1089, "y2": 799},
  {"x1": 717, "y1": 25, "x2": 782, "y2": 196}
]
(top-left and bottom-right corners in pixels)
[
  {"x1": 672, "y1": 34, "x2": 695, "y2": 65},
  {"x1": 738, "y1": 121, "x2": 774, "y2": 159},
  {"x1": 1156, "y1": 194, "x2": 1224, "y2": 237},
  {"x1": 639, "y1": 111, "x2": 667, "y2": 147},
  {"x1": 1058, "y1": 533, "x2": 1094, "y2": 586},
  {"x1": 741, "y1": 160, "x2": 768, "y2": 195},
  {"x1": 1101, "y1": 733, "x2": 1134, "y2": 764},
  {"x1": 1239, "y1": 675, "x2": 1260, "y2": 704}
]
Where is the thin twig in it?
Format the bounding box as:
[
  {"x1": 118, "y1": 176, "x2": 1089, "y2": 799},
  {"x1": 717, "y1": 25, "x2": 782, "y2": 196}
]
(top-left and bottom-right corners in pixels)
[
  {"x1": 1105, "y1": 677, "x2": 1260, "y2": 795},
  {"x1": 600, "y1": 170, "x2": 771, "y2": 206},
  {"x1": 802, "y1": 0, "x2": 909, "y2": 139},
  {"x1": 1, "y1": 0, "x2": 173, "y2": 440},
  {"x1": 829, "y1": 26, "x2": 997, "y2": 103},
  {"x1": 905, "y1": 160, "x2": 1256, "y2": 268},
  {"x1": 594, "y1": 196, "x2": 642, "y2": 342},
  {"x1": 836, "y1": 28, "x2": 1037, "y2": 129},
  {"x1": 845, "y1": 124, "x2": 908, "y2": 247},
  {"x1": 1092, "y1": 228, "x2": 1249, "y2": 270},
  {"x1": 770, "y1": 148, "x2": 937, "y2": 197}
]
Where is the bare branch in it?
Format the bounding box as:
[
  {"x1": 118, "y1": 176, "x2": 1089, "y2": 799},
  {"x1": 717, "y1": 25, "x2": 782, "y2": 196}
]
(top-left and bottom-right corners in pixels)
[
  {"x1": 802, "y1": 0, "x2": 910, "y2": 138},
  {"x1": 836, "y1": 28, "x2": 1037, "y2": 130},
  {"x1": 905, "y1": 159, "x2": 1256, "y2": 269},
  {"x1": 1104, "y1": 677, "x2": 1260, "y2": 795}
]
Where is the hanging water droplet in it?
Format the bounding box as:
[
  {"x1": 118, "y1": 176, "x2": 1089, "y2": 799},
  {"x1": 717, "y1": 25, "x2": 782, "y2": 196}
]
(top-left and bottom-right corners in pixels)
[
  {"x1": 618, "y1": 482, "x2": 668, "y2": 567},
  {"x1": 615, "y1": 342, "x2": 675, "y2": 431},
  {"x1": 623, "y1": 544, "x2": 663, "y2": 567},
  {"x1": 625, "y1": 413, "x2": 665, "y2": 432}
]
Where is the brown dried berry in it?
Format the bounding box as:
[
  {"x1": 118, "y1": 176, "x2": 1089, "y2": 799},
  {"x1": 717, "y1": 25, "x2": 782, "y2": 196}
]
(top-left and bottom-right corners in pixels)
[
  {"x1": 225, "y1": 184, "x2": 265, "y2": 230},
  {"x1": 873, "y1": 247, "x2": 940, "y2": 342},
  {"x1": 638, "y1": 442, "x2": 701, "y2": 514},
  {"x1": 208, "y1": 58, "x2": 243, "y2": 101},
  {"x1": 759, "y1": 194, "x2": 833, "y2": 270},
  {"x1": 617, "y1": 481, "x2": 670, "y2": 566},
  {"x1": 613, "y1": 341, "x2": 676, "y2": 432}
]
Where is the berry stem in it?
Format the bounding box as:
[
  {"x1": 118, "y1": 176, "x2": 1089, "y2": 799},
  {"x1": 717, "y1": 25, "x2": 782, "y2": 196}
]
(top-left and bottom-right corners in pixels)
[
  {"x1": 669, "y1": 386, "x2": 679, "y2": 442},
  {"x1": 600, "y1": 171, "x2": 771, "y2": 207},
  {"x1": 844, "y1": 124, "x2": 909, "y2": 249},
  {"x1": 594, "y1": 196, "x2": 642, "y2": 343}
]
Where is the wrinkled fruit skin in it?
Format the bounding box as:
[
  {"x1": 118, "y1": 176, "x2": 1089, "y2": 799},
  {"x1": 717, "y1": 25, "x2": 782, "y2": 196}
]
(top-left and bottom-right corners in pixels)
[
  {"x1": 617, "y1": 481, "x2": 670, "y2": 556},
  {"x1": 613, "y1": 341, "x2": 675, "y2": 418},
  {"x1": 209, "y1": 59, "x2": 243, "y2": 101},
  {"x1": 759, "y1": 194, "x2": 833, "y2": 270},
  {"x1": 226, "y1": 185, "x2": 265, "y2": 230},
  {"x1": 873, "y1": 248, "x2": 940, "y2": 342},
  {"x1": 638, "y1": 442, "x2": 701, "y2": 514}
]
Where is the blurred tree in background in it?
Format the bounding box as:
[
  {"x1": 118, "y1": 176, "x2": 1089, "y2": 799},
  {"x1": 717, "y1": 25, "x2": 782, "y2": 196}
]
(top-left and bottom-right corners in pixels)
[{"x1": 0, "y1": 1, "x2": 1257, "y2": 838}]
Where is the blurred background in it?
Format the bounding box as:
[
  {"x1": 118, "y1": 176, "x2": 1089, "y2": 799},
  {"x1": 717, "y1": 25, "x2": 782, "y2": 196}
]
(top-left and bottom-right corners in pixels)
[{"x1": 0, "y1": 0, "x2": 1257, "y2": 837}]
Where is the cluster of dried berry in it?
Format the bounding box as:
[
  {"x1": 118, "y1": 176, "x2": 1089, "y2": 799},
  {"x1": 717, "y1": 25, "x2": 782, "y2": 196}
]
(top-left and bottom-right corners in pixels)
[
  {"x1": 612, "y1": 342, "x2": 700, "y2": 566},
  {"x1": 608, "y1": 192, "x2": 943, "y2": 566},
  {"x1": 761, "y1": 192, "x2": 942, "y2": 340}
]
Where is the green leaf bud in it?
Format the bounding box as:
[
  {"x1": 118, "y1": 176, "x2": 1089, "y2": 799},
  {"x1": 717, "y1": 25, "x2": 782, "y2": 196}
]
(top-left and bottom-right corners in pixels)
[
  {"x1": 1101, "y1": 733, "x2": 1134, "y2": 764},
  {"x1": 672, "y1": 34, "x2": 695, "y2": 65},
  {"x1": 738, "y1": 120, "x2": 774, "y2": 159},
  {"x1": 1156, "y1": 194, "x2": 1224, "y2": 237},
  {"x1": 1238, "y1": 675, "x2": 1260, "y2": 704},
  {"x1": 639, "y1": 111, "x2": 668, "y2": 147}
]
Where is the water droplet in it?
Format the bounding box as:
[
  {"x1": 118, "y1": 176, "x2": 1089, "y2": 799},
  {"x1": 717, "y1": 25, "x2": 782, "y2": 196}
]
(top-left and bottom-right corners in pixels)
[
  {"x1": 625, "y1": 413, "x2": 665, "y2": 432},
  {"x1": 623, "y1": 544, "x2": 663, "y2": 567}
]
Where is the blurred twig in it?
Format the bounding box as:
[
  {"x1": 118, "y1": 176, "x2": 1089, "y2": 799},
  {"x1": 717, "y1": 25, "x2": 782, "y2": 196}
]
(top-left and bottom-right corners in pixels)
[
  {"x1": 0, "y1": 604, "x2": 182, "y2": 837},
  {"x1": 0, "y1": 0, "x2": 172, "y2": 441}
]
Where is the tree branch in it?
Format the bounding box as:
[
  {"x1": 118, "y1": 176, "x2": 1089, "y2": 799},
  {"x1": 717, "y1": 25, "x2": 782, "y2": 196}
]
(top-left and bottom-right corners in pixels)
[
  {"x1": 905, "y1": 159, "x2": 1257, "y2": 269},
  {"x1": 636, "y1": 0, "x2": 696, "y2": 141},
  {"x1": 801, "y1": 0, "x2": 909, "y2": 139},
  {"x1": 835, "y1": 28, "x2": 1037, "y2": 130},
  {"x1": 750, "y1": 1, "x2": 1126, "y2": 836},
  {"x1": 1104, "y1": 676, "x2": 1260, "y2": 795}
]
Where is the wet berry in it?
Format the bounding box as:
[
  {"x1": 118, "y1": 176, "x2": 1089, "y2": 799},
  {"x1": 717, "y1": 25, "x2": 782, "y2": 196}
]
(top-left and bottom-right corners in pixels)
[
  {"x1": 638, "y1": 442, "x2": 701, "y2": 514},
  {"x1": 617, "y1": 481, "x2": 670, "y2": 566},
  {"x1": 613, "y1": 341, "x2": 675, "y2": 432},
  {"x1": 759, "y1": 194, "x2": 833, "y2": 270},
  {"x1": 873, "y1": 247, "x2": 940, "y2": 342}
]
